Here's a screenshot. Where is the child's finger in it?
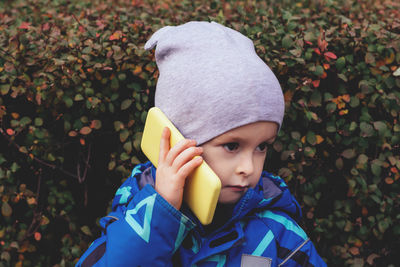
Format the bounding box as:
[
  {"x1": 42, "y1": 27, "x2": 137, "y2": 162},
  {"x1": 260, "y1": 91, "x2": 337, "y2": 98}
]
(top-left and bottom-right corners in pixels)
[
  {"x1": 165, "y1": 138, "x2": 196, "y2": 166},
  {"x1": 158, "y1": 127, "x2": 171, "y2": 164},
  {"x1": 177, "y1": 156, "x2": 203, "y2": 179},
  {"x1": 172, "y1": 146, "x2": 203, "y2": 171}
]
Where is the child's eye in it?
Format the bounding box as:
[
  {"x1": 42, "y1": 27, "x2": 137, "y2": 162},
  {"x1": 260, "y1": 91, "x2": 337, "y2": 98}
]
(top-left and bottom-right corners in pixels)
[
  {"x1": 256, "y1": 142, "x2": 269, "y2": 152},
  {"x1": 222, "y1": 142, "x2": 239, "y2": 152}
]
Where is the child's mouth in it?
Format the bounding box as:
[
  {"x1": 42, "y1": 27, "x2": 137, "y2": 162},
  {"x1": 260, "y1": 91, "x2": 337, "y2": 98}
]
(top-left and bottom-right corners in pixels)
[{"x1": 227, "y1": 185, "x2": 248, "y2": 192}]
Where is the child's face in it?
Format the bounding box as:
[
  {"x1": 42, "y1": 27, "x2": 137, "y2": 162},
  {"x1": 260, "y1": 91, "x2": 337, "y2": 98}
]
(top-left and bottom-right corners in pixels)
[{"x1": 200, "y1": 121, "x2": 278, "y2": 204}]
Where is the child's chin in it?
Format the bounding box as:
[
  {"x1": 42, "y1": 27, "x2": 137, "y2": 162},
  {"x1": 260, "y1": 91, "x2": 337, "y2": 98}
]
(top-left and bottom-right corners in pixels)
[{"x1": 218, "y1": 195, "x2": 241, "y2": 205}]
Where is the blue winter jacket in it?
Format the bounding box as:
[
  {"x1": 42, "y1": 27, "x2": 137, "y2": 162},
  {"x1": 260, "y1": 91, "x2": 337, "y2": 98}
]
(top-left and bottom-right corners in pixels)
[{"x1": 76, "y1": 162, "x2": 326, "y2": 266}]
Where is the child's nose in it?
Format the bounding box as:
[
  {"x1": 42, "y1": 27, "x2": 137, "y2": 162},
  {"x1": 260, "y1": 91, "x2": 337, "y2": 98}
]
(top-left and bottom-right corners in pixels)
[{"x1": 236, "y1": 153, "x2": 254, "y2": 176}]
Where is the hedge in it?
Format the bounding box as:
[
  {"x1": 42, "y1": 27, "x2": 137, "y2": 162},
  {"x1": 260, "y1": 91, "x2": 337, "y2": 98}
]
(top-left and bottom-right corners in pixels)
[{"x1": 0, "y1": 0, "x2": 399, "y2": 266}]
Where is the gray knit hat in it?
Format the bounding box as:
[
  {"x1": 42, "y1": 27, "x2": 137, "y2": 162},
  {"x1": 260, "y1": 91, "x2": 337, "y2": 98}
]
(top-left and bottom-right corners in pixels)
[{"x1": 144, "y1": 21, "x2": 284, "y2": 145}]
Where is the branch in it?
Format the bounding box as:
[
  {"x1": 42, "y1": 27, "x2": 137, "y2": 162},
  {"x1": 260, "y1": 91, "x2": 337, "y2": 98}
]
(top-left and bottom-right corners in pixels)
[
  {"x1": 23, "y1": 169, "x2": 43, "y2": 240},
  {"x1": 77, "y1": 143, "x2": 92, "y2": 183},
  {"x1": 0, "y1": 127, "x2": 79, "y2": 180},
  {"x1": 72, "y1": 14, "x2": 96, "y2": 38},
  {"x1": 0, "y1": 46, "x2": 17, "y2": 61}
]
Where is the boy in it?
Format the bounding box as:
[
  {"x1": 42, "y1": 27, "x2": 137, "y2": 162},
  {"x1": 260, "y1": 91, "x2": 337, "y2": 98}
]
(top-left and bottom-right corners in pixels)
[{"x1": 77, "y1": 21, "x2": 326, "y2": 266}]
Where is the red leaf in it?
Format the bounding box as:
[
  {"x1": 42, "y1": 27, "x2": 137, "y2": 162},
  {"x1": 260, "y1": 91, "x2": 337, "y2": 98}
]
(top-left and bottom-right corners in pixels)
[
  {"x1": 367, "y1": 254, "x2": 380, "y2": 265},
  {"x1": 68, "y1": 131, "x2": 78, "y2": 137},
  {"x1": 80, "y1": 126, "x2": 92, "y2": 135},
  {"x1": 6, "y1": 128, "x2": 15, "y2": 135},
  {"x1": 317, "y1": 31, "x2": 328, "y2": 52},
  {"x1": 349, "y1": 247, "x2": 359, "y2": 255},
  {"x1": 34, "y1": 232, "x2": 41, "y2": 241},
  {"x1": 109, "y1": 31, "x2": 122, "y2": 40},
  {"x1": 42, "y1": 23, "x2": 50, "y2": 31},
  {"x1": 305, "y1": 41, "x2": 312, "y2": 45},
  {"x1": 4, "y1": 62, "x2": 15, "y2": 72},
  {"x1": 96, "y1": 20, "x2": 106, "y2": 30},
  {"x1": 324, "y1": 52, "x2": 337, "y2": 60},
  {"x1": 319, "y1": 40, "x2": 328, "y2": 52},
  {"x1": 312, "y1": 80, "x2": 320, "y2": 88},
  {"x1": 36, "y1": 93, "x2": 42, "y2": 105},
  {"x1": 314, "y1": 48, "x2": 321, "y2": 55},
  {"x1": 19, "y1": 22, "x2": 31, "y2": 29}
]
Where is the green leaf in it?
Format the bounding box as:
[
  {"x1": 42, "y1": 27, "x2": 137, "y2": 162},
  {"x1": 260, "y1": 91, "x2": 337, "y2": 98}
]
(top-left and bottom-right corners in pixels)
[
  {"x1": 0, "y1": 84, "x2": 10, "y2": 95},
  {"x1": 306, "y1": 131, "x2": 317, "y2": 145},
  {"x1": 303, "y1": 195, "x2": 316, "y2": 206},
  {"x1": 371, "y1": 161, "x2": 381, "y2": 176},
  {"x1": 20, "y1": 116, "x2": 32, "y2": 126},
  {"x1": 121, "y1": 99, "x2": 132, "y2": 110},
  {"x1": 34, "y1": 117, "x2": 43, "y2": 126},
  {"x1": 1, "y1": 251, "x2": 11, "y2": 262},
  {"x1": 131, "y1": 156, "x2": 140, "y2": 165},
  {"x1": 310, "y1": 91, "x2": 322, "y2": 107},
  {"x1": 365, "y1": 52, "x2": 375, "y2": 64},
  {"x1": 342, "y1": 149, "x2": 356, "y2": 159},
  {"x1": 360, "y1": 122, "x2": 374, "y2": 137},
  {"x1": 47, "y1": 153, "x2": 56, "y2": 161},
  {"x1": 120, "y1": 152, "x2": 130, "y2": 161},
  {"x1": 336, "y1": 158, "x2": 343, "y2": 170},
  {"x1": 120, "y1": 129, "x2": 129, "y2": 142},
  {"x1": 378, "y1": 219, "x2": 389, "y2": 233},
  {"x1": 11, "y1": 162, "x2": 19, "y2": 172},
  {"x1": 108, "y1": 161, "x2": 116, "y2": 171},
  {"x1": 64, "y1": 97, "x2": 73, "y2": 108},
  {"x1": 304, "y1": 146, "x2": 316, "y2": 157},
  {"x1": 338, "y1": 73, "x2": 348, "y2": 82},
  {"x1": 393, "y1": 67, "x2": 400, "y2": 76},
  {"x1": 278, "y1": 167, "x2": 292, "y2": 178},
  {"x1": 111, "y1": 77, "x2": 119, "y2": 89},
  {"x1": 349, "y1": 96, "x2": 360, "y2": 108},
  {"x1": 336, "y1": 56, "x2": 346, "y2": 71},
  {"x1": 1, "y1": 202, "x2": 12, "y2": 217},
  {"x1": 74, "y1": 94, "x2": 84, "y2": 101},
  {"x1": 80, "y1": 225, "x2": 93, "y2": 236},
  {"x1": 326, "y1": 122, "x2": 336, "y2": 132},
  {"x1": 123, "y1": 141, "x2": 132, "y2": 153},
  {"x1": 304, "y1": 31, "x2": 316, "y2": 42},
  {"x1": 357, "y1": 154, "x2": 368, "y2": 164},
  {"x1": 82, "y1": 46, "x2": 92, "y2": 54},
  {"x1": 282, "y1": 35, "x2": 293, "y2": 49},
  {"x1": 313, "y1": 65, "x2": 324, "y2": 76},
  {"x1": 291, "y1": 131, "x2": 301, "y2": 140},
  {"x1": 349, "y1": 121, "x2": 357, "y2": 131},
  {"x1": 118, "y1": 73, "x2": 126, "y2": 81},
  {"x1": 373, "y1": 121, "x2": 387, "y2": 134},
  {"x1": 0, "y1": 155, "x2": 6, "y2": 165}
]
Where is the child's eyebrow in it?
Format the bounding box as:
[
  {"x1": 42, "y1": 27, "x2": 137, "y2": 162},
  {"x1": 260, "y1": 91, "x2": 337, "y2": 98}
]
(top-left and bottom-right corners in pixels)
[{"x1": 217, "y1": 134, "x2": 277, "y2": 144}]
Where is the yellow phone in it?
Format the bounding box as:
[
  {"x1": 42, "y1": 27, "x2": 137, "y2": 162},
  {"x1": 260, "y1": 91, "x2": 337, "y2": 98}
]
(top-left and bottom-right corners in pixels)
[{"x1": 140, "y1": 107, "x2": 221, "y2": 225}]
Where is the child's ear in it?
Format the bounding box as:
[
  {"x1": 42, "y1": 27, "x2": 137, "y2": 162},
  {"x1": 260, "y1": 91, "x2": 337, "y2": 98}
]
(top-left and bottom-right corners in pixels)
[{"x1": 144, "y1": 26, "x2": 174, "y2": 51}]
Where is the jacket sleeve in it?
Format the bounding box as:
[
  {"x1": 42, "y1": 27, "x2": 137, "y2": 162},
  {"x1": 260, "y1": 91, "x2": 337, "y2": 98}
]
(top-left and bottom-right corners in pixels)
[
  {"x1": 257, "y1": 210, "x2": 326, "y2": 267},
  {"x1": 76, "y1": 165, "x2": 195, "y2": 267}
]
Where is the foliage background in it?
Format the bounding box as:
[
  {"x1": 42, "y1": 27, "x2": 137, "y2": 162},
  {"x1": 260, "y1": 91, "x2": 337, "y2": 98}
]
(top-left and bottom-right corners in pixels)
[{"x1": 1, "y1": 0, "x2": 399, "y2": 266}]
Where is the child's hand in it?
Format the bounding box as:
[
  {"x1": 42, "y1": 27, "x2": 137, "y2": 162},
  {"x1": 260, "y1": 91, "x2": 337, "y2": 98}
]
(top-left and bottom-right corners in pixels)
[{"x1": 155, "y1": 127, "x2": 203, "y2": 210}]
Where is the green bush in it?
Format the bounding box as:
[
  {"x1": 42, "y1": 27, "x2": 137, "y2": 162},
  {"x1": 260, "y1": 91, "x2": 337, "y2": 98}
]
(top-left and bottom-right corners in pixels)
[{"x1": 0, "y1": 0, "x2": 399, "y2": 266}]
